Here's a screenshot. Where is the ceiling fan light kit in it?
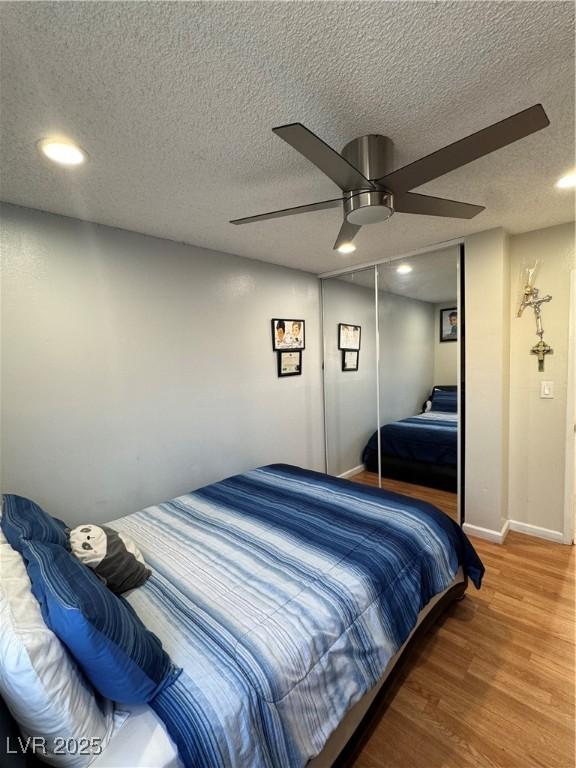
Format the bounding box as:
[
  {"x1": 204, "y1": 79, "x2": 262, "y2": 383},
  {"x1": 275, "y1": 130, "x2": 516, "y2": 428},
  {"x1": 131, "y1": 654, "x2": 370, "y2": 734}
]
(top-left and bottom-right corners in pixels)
[
  {"x1": 344, "y1": 190, "x2": 394, "y2": 226},
  {"x1": 230, "y1": 104, "x2": 550, "y2": 251}
]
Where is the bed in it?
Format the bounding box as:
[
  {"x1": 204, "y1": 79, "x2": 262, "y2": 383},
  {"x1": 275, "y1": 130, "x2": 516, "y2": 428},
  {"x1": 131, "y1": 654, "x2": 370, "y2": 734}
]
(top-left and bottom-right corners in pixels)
[
  {"x1": 2, "y1": 463, "x2": 482, "y2": 768},
  {"x1": 0, "y1": 464, "x2": 484, "y2": 768},
  {"x1": 362, "y1": 386, "x2": 458, "y2": 492},
  {"x1": 93, "y1": 571, "x2": 467, "y2": 768}
]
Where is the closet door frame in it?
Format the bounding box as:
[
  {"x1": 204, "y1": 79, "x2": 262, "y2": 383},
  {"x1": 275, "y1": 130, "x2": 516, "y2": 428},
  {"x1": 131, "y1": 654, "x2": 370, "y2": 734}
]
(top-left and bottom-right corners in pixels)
[{"x1": 458, "y1": 243, "x2": 466, "y2": 526}]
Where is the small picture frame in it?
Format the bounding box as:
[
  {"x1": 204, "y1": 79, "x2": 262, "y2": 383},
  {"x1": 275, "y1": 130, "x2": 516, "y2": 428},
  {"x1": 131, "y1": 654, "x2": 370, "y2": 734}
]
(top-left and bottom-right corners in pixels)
[
  {"x1": 342, "y1": 350, "x2": 359, "y2": 372},
  {"x1": 277, "y1": 350, "x2": 302, "y2": 377},
  {"x1": 338, "y1": 323, "x2": 361, "y2": 351},
  {"x1": 440, "y1": 307, "x2": 458, "y2": 343},
  {"x1": 271, "y1": 319, "x2": 305, "y2": 351}
]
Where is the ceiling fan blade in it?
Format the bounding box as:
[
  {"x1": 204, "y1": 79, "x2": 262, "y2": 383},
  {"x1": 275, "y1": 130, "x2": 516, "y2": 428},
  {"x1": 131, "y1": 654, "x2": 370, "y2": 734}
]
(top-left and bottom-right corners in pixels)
[
  {"x1": 377, "y1": 104, "x2": 550, "y2": 193},
  {"x1": 394, "y1": 192, "x2": 485, "y2": 219},
  {"x1": 230, "y1": 197, "x2": 343, "y2": 225},
  {"x1": 273, "y1": 123, "x2": 375, "y2": 192},
  {"x1": 333, "y1": 219, "x2": 361, "y2": 250}
]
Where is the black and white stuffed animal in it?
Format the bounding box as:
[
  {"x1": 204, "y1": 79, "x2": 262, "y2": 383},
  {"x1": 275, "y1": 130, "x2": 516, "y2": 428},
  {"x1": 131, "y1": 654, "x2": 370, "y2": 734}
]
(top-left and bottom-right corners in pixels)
[{"x1": 69, "y1": 524, "x2": 151, "y2": 595}]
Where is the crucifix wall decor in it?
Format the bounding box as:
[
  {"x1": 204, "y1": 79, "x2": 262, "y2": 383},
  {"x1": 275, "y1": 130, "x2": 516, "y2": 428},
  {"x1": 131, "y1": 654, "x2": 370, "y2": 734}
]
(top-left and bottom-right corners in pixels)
[
  {"x1": 517, "y1": 266, "x2": 553, "y2": 371},
  {"x1": 530, "y1": 338, "x2": 553, "y2": 372}
]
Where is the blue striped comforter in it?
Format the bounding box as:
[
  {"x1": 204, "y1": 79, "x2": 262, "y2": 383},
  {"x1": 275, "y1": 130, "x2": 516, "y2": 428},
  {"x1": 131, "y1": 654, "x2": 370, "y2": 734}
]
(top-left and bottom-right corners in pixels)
[
  {"x1": 111, "y1": 464, "x2": 482, "y2": 767},
  {"x1": 363, "y1": 411, "x2": 458, "y2": 468}
]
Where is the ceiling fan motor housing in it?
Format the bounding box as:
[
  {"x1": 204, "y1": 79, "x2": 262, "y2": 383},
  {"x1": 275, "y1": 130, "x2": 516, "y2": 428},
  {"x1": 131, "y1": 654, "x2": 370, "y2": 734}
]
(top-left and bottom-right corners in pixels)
[{"x1": 341, "y1": 134, "x2": 395, "y2": 225}]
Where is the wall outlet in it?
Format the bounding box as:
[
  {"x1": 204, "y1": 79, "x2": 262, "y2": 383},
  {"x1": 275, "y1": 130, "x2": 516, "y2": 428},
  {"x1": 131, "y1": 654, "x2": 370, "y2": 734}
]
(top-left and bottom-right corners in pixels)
[{"x1": 540, "y1": 381, "x2": 554, "y2": 399}]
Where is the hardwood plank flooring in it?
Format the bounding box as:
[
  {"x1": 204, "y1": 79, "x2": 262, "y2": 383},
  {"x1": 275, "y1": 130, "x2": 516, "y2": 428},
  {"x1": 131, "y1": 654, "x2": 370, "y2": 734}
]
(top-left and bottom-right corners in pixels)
[
  {"x1": 348, "y1": 473, "x2": 575, "y2": 768},
  {"x1": 350, "y1": 470, "x2": 458, "y2": 521}
]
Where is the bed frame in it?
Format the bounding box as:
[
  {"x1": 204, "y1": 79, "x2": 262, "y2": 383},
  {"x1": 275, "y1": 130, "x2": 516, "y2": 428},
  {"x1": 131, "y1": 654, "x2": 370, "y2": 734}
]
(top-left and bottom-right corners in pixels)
[
  {"x1": 309, "y1": 571, "x2": 467, "y2": 767},
  {"x1": 364, "y1": 453, "x2": 457, "y2": 493}
]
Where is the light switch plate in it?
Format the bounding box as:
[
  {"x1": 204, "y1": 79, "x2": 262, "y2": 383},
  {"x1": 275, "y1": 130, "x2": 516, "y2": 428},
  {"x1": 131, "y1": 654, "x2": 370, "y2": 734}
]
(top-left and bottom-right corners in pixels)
[{"x1": 540, "y1": 381, "x2": 554, "y2": 398}]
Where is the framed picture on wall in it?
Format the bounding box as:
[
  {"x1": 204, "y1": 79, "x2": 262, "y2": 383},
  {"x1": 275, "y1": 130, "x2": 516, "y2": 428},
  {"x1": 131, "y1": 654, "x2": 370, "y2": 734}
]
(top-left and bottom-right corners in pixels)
[
  {"x1": 440, "y1": 308, "x2": 458, "y2": 342},
  {"x1": 277, "y1": 350, "x2": 302, "y2": 377},
  {"x1": 338, "y1": 323, "x2": 361, "y2": 351},
  {"x1": 271, "y1": 319, "x2": 305, "y2": 351},
  {"x1": 342, "y1": 350, "x2": 359, "y2": 372}
]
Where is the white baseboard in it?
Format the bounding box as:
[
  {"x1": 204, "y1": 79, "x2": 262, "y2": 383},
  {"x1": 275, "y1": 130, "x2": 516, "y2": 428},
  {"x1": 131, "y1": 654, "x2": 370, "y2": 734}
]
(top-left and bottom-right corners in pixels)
[
  {"x1": 462, "y1": 520, "x2": 510, "y2": 544},
  {"x1": 338, "y1": 464, "x2": 365, "y2": 479},
  {"x1": 508, "y1": 520, "x2": 566, "y2": 544},
  {"x1": 463, "y1": 519, "x2": 566, "y2": 545}
]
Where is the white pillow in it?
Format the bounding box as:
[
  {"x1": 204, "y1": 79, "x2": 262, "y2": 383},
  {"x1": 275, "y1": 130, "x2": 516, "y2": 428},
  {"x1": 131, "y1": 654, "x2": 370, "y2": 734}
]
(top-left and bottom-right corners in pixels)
[{"x1": 0, "y1": 527, "x2": 114, "y2": 766}]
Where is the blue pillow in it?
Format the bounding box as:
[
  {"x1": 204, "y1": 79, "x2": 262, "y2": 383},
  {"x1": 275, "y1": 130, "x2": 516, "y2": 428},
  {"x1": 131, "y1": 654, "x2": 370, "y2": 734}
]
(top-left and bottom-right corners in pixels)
[
  {"x1": 22, "y1": 540, "x2": 179, "y2": 704},
  {"x1": 1, "y1": 494, "x2": 69, "y2": 551},
  {"x1": 430, "y1": 389, "x2": 457, "y2": 413}
]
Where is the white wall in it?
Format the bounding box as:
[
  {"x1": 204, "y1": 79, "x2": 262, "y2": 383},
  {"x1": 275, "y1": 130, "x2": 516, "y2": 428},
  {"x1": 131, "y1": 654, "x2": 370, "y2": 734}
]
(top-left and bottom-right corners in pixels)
[
  {"x1": 508, "y1": 222, "x2": 575, "y2": 538},
  {"x1": 464, "y1": 228, "x2": 510, "y2": 539},
  {"x1": 323, "y1": 275, "x2": 377, "y2": 476},
  {"x1": 378, "y1": 291, "x2": 435, "y2": 424},
  {"x1": 0, "y1": 204, "x2": 324, "y2": 525},
  {"x1": 433, "y1": 302, "x2": 458, "y2": 385}
]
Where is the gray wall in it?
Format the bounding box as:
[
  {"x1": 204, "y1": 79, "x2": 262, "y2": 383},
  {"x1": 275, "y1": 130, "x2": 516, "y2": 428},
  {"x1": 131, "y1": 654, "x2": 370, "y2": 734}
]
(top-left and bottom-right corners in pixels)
[
  {"x1": 1, "y1": 204, "x2": 324, "y2": 525},
  {"x1": 378, "y1": 291, "x2": 435, "y2": 425},
  {"x1": 323, "y1": 275, "x2": 377, "y2": 476}
]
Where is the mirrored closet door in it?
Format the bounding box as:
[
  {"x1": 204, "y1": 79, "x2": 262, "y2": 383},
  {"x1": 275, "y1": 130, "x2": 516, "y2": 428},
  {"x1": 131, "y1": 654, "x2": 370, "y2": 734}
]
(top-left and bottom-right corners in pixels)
[
  {"x1": 322, "y1": 245, "x2": 462, "y2": 523},
  {"x1": 322, "y1": 266, "x2": 378, "y2": 481}
]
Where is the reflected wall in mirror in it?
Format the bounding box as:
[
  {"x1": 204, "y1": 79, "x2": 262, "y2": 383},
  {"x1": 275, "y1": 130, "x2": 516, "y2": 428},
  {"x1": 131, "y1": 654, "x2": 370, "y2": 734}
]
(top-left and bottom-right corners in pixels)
[
  {"x1": 323, "y1": 267, "x2": 377, "y2": 479},
  {"x1": 322, "y1": 246, "x2": 461, "y2": 523}
]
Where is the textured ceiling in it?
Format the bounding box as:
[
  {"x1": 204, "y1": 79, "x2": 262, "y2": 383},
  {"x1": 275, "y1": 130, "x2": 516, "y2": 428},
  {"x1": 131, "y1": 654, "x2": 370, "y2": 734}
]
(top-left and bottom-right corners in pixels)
[
  {"x1": 1, "y1": 2, "x2": 574, "y2": 274},
  {"x1": 336, "y1": 246, "x2": 458, "y2": 303}
]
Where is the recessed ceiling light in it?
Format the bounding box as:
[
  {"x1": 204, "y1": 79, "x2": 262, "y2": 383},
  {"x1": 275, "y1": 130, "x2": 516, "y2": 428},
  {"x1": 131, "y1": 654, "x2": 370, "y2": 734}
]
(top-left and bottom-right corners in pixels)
[
  {"x1": 555, "y1": 172, "x2": 576, "y2": 189},
  {"x1": 337, "y1": 242, "x2": 356, "y2": 254},
  {"x1": 396, "y1": 264, "x2": 413, "y2": 274},
  {"x1": 37, "y1": 138, "x2": 87, "y2": 166}
]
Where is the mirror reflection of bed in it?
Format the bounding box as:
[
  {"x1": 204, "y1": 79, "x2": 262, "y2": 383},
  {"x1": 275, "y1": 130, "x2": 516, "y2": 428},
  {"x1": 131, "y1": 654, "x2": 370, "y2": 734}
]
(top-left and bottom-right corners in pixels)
[{"x1": 322, "y1": 246, "x2": 460, "y2": 522}]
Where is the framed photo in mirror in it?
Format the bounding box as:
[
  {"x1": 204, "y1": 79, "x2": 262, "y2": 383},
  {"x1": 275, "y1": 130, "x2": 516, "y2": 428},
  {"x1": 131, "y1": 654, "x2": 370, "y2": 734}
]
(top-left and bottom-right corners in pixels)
[
  {"x1": 277, "y1": 350, "x2": 302, "y2": 377},
  {"x1": 271, "y1": 319, "x2": 305, "y2": 351},
  {"x1": 342, "y1": 350, "x2": 359, "y2": 372},
  {"x1": 440, "y1": 308, "x2": 458, "y2": 342},
  {"x1": 338, "y1": 323, "x2": 361, "y2": 351}
]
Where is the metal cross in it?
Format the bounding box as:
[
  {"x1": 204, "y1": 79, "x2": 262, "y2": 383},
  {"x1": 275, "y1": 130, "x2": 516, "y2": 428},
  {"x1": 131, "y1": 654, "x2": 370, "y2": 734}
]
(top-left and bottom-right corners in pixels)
[{"x1": 531, "y1": 339, "x2": 553, "y2": 372}]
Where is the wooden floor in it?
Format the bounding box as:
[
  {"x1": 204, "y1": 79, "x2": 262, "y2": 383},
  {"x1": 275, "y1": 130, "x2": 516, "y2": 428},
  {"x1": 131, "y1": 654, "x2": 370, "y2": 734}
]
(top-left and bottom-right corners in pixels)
[
  {"x1": 350, "y1": 472, "x2": 575, "y2": 768},
  {"x1": 350, "y1": 470, "x2": 458, "y2": 521}
]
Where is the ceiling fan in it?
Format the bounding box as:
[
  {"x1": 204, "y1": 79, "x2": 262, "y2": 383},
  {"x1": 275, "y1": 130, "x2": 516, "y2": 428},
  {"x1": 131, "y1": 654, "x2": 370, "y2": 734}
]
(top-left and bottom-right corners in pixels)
[{"x1": 230, "y1": 104, "x2": 549, "y2": 251}]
